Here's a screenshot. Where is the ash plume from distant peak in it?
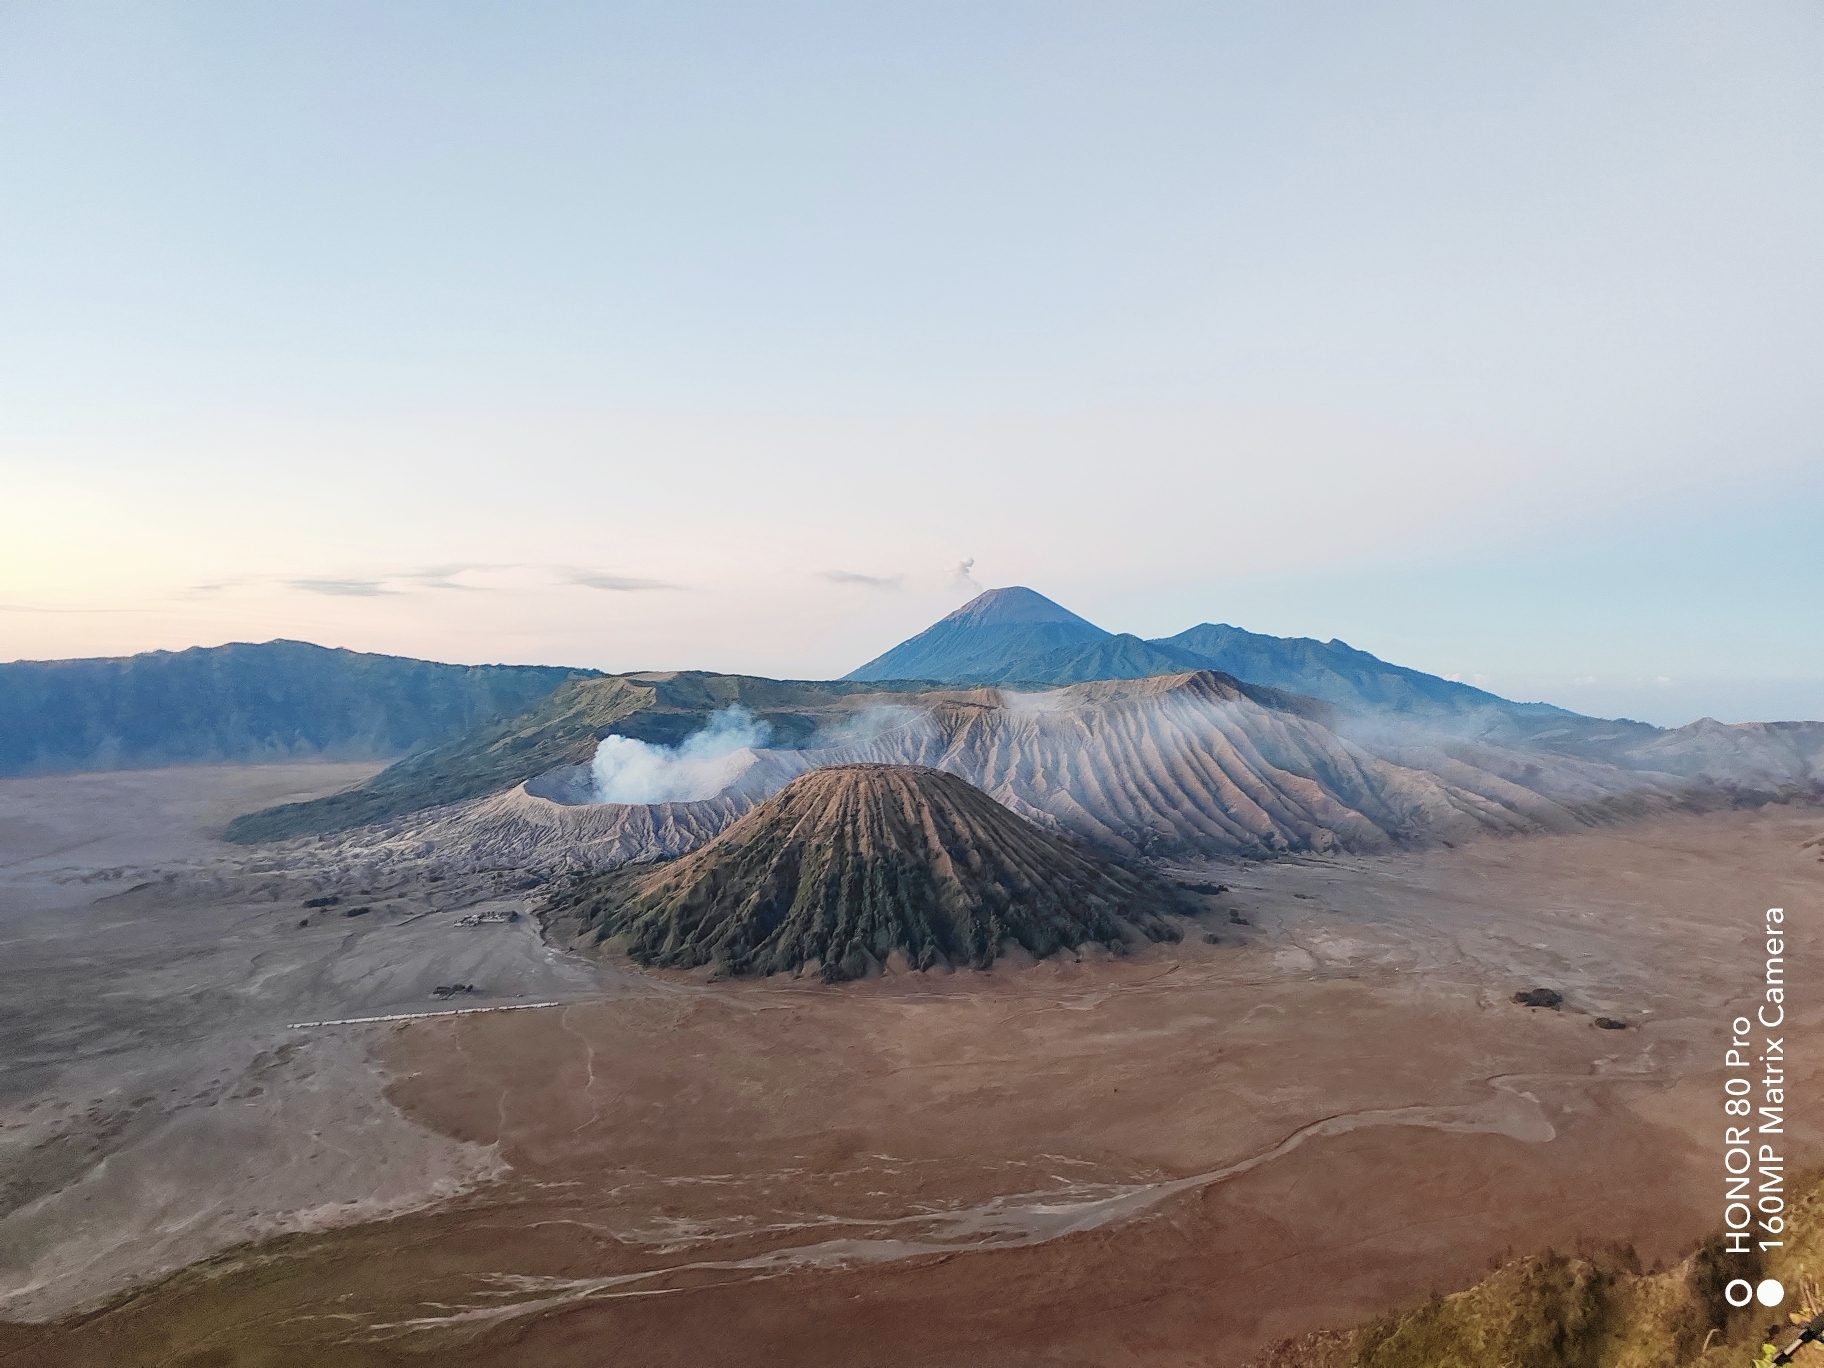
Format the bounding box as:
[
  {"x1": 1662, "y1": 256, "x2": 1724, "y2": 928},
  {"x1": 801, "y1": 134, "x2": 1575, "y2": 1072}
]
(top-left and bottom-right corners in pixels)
[{"x1": 952, "y1": 557, "x2": 981, "y2": 591}]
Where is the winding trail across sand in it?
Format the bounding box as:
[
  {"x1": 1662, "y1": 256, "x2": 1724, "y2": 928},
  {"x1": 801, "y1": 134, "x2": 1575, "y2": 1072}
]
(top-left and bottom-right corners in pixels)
[
  {"x1": 361, "y1": 1070, "x2": 1567, "y2": 1336},
  {"x1": 287, "y1": 1002, "x2": 564, "y2": 1029}
]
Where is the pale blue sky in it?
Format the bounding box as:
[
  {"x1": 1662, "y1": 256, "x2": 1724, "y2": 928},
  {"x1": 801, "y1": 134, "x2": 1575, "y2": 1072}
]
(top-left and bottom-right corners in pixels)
[{"x1": 2, "y1": 2, "x2": 1820, "y2": 724}]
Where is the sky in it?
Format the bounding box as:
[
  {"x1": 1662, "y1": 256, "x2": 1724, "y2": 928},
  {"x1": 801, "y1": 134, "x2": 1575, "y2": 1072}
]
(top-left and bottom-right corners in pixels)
[{"x1": 2, "y1": 2, "x2": 1820, "y2": 726}]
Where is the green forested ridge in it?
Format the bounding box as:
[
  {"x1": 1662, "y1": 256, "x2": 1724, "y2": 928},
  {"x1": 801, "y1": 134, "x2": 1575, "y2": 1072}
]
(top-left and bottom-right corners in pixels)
[{"x1": 223, "y1": 672, "x2": 935, "y2": 842}]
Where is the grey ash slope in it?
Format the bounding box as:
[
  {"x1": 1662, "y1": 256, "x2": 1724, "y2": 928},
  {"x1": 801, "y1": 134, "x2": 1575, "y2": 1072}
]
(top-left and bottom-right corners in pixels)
[
  {"x1": 0, "y1": 640, "x2": 588, "y2": 778},
  {"x1": 322, "y1": 670, "x2": 1682, "y2": 879},
  {"x1": 212, "y1": 589, "x2": 1821, "y2": 858},
  {"x1": 542, "y1": 763, "x2": 1187, "y2": 982}
]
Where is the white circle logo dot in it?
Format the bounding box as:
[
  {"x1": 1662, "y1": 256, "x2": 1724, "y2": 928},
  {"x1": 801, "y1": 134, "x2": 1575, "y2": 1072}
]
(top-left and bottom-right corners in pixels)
[{"x1": 1756, "y1": 1278, "x2": 1785, "y2": 1307}]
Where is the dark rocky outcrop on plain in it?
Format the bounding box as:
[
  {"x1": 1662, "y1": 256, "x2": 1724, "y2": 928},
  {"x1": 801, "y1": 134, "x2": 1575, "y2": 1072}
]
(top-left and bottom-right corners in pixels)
[
  {"x1": 542, "y1": 764, "x2": 1187, "y2": 981},
  {"x1": 1513, "y1": 988, "x2": 1564, "y2": 1008}
]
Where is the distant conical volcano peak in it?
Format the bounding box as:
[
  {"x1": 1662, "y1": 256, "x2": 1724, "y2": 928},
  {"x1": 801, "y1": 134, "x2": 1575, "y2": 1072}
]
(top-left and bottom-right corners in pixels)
[
  {"x1": 844, "y1": 587, "x2": 1114, "y2": 682},
  {"x1": 940, "y1": 587, "x2": 1105, "y2": 630},
  {"x1": 543, "y1": 763, "x2": 1185, "y2": 982}
]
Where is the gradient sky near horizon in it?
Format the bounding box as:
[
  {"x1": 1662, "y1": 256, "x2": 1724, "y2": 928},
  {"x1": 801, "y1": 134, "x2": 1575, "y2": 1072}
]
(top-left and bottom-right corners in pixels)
[{"x1": 3, "y1": 2, "x2": 1821, "y2": 726}]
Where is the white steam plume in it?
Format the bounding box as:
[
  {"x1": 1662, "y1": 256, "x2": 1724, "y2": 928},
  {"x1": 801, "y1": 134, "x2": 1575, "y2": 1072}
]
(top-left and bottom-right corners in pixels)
[
  {"x1": 998, "y1": 688, "x2": 1073, "y2": 714},
  {"x1": 590, "y1": 706, "x2": 771, "y2": 804},
  {"x1": 808, "y1": 704, "x2": 927, "y2": 750}
]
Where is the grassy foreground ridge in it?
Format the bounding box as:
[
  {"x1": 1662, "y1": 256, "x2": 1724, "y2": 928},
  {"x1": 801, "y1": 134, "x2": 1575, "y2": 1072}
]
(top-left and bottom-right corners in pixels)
[{"x1": 1248, "y1": 1172, "x2": 1824, "y2": 1368}]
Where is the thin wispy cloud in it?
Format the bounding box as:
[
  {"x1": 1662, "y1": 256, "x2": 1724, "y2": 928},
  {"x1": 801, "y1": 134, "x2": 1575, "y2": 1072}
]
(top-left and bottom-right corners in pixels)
[
  {"x1": 820, "y1": 570, "x2": 904, "y2": 589},
  {"x1": 566, "y1": 571, "x2": 683, "y2": 592},
  {"x1": 288, "y1": 578, "x2": 394, "y2": 597},
  {"x1": 394, "y1": 563, "x2": 507, "y2": 591},
  {"x1": 179, "y1": 564, "x2": 682, "y2": 601},
  {"x1": 184, "y1": 576, "x2": 257, "y2": 596},
  {"x1": 0, "y1": 603, "x2": 168, "y2": 614}
]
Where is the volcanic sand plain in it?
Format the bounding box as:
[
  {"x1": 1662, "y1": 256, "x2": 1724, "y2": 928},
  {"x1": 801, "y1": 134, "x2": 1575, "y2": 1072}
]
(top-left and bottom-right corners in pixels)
[
  {"x1": 0, "y1": 762, "x2": 607, "y2": 1325},
  {"x1": 0, "y1": 763, "x2": 1820, "y2": 1366}
]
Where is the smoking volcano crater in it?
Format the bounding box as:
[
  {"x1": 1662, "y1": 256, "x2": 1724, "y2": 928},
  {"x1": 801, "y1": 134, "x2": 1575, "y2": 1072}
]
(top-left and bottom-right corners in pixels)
[{"x1": 542, "y1": 763, "x2": 1187, "y2": 982}]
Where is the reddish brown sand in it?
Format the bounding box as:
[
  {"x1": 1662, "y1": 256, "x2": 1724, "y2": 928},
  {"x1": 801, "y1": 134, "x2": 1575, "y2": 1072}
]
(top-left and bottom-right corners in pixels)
[{"x1": 3, "y1": 804, "x2": 1821, "y2": 1366}]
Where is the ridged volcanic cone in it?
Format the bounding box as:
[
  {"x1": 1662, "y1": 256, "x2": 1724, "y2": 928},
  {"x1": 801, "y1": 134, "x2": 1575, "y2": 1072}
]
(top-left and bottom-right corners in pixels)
[{"x1": 543, "y1": 763, "x2": 1185, "y2": 982}]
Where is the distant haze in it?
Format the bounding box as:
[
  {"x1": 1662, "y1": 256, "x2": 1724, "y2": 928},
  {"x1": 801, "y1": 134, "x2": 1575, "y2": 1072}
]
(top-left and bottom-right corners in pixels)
[{"x1": 1, "y1": 4, "x2": 1819, "y2": 726}]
